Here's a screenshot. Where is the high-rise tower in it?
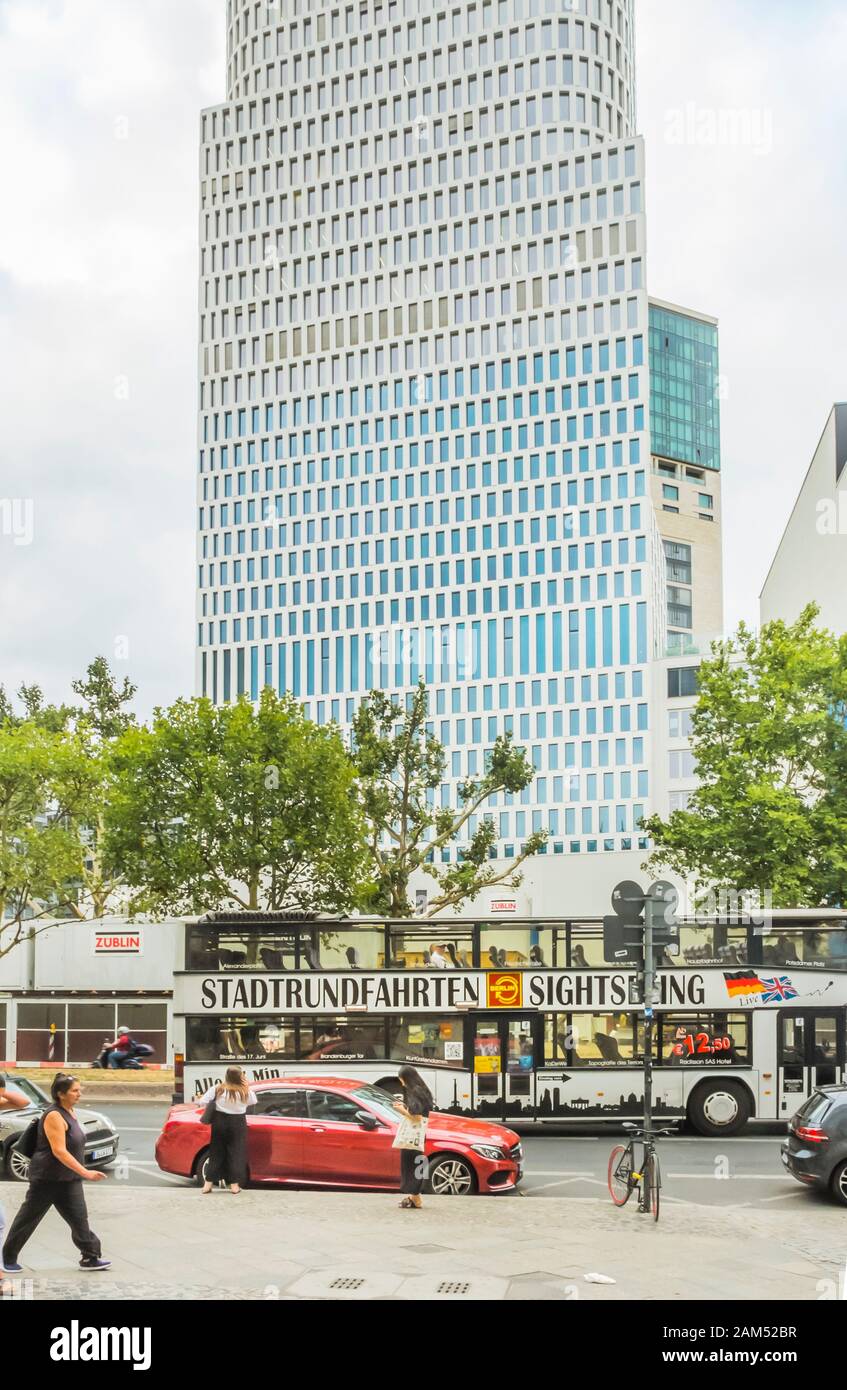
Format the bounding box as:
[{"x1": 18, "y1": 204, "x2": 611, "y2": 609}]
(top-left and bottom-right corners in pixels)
[{"x1": 196, "y1": 1, "x2": 716, "y2": 912}]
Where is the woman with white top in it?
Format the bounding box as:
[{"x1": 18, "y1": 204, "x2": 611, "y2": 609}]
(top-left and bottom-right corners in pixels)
[{"x1": 199, "y1": 1067, "x2": 258, "y2": 1195}]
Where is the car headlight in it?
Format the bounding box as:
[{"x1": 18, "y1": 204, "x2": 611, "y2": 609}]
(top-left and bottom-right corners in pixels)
[{"x1": 471, "y1": 1143, "x2": 507, "y2": 1162}]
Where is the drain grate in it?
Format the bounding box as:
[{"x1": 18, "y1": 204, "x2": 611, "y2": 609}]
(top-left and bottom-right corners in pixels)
[
  {"x1": 329, "y1": 1277, "x2": 366, "y2": 1291},
  {"x1": 435, "y1": 1280, "x2": 472, "y2": 1296}
]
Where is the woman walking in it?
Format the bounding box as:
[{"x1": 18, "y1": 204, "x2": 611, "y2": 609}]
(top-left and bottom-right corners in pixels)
[
  {"x1": 393, "y1": 1065, "x2": 434, "y2": 1210},
  {"x1": 199, "y1": 1067, "x2": 258, "y2": 1194},
  {"x1": 1, "y1": 1074, "x2": 109, "y2": 1274}
]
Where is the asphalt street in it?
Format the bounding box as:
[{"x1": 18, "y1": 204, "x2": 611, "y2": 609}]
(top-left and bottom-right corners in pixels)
[{"x1": 21, "y1": 1101, "x2": 826, "y2": 1213}]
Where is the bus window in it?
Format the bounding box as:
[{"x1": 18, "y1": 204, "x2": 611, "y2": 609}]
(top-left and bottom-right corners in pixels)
[
  {"x1": 568, "y1": 927, "x2": 605, "y2": 968},
  {"x1": 388, "y1": 1016, "x2": 465, "y2": 1066},
  {"x1": 300, "y1": 929, "x2": 384, "y2": 971},
  {"x1": 658, "y1": 1013, "x2": 751, "y2": 1066},
  {"x1": 299, "y1": 1016, "x2": 383, "y2": 1060},
  {"x1": 569, "y1": 1014, "x2": 640, "y2": 1066},
  {"x1": 671, "y1": 925, "x2": 748, "y2": 967},
  {"x1": 388, "y1": 931, "x2": 473, "y2": 969},
  {"x1": 762, "y1": 928, "x2": 846, "y2": 968},
  {"x1": 186, "y1": 1017, "x2": 296, "y2": 1061},
  {"x1": 479, "y1": 926, "x2": 553, "y2": 969},
  {"x1": 187, "y1": 928, "x2": 298, "y2": 971}
]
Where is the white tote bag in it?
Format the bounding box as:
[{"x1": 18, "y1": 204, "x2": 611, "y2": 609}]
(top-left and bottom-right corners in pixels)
[{"x1": 392, "y1": 1113, "x2": 428, "y2": 1151}]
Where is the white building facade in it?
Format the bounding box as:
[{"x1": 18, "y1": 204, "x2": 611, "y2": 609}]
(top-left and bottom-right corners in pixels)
[{"x1": 195, "y1": 1, "x2": 714, "y2": 915}]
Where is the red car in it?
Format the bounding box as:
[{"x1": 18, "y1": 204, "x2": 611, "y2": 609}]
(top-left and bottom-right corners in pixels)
[{"x1": 155, "y1": 1076, "x2": 522, "y2": 1196}]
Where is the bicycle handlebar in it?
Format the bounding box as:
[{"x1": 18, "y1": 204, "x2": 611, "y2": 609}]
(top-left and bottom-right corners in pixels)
[{"x1": 621, "y1": 1122, "x2": 676, "y2": 1137}]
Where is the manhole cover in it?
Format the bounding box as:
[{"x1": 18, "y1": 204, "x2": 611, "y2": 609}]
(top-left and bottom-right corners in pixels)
[
  {"x1": 436, "y1": 1281, "x2": 472, "y2": 1296},
  {"x1": 329, "y1": 1277, "x2": 366, "y2": 1291}
]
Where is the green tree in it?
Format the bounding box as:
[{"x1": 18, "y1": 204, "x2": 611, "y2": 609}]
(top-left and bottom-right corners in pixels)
[
  {"x1": 69, "y1": 656, "x2": 137, "y2": 918},
  {"x1": 104, "y1": 689, "x2": 367, "y2": 915},
  {"x1": 0, "y1": 717, "x2": 102, "y2": 958},
  {"x1": 351, "y1": 680, "x2": 546, "y2": 917},
  {"x1": 642, "y1": 605, "x2": 847, "y2": 905}
]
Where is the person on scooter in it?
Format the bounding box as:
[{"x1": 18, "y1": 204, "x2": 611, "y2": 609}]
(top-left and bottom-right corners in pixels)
[{"x1": 103, "y1": 1026, "x2": 137, "y2": 1070}]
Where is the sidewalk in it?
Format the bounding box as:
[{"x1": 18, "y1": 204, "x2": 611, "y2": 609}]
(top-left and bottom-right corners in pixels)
[{"x1": 3, "y1": 1185, "x2": 844, "y2": 1301}]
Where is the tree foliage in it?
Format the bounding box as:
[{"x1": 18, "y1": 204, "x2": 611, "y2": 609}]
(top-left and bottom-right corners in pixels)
[
  {"x1": 351, "y1": 680, "x2": 546, "y2": 916},
  {"x1": 104, "y1": 689, "x2": 367, "y2": 916},
  {"x1": 643, "y1": 605, "x2": 847, "y2": 905}
]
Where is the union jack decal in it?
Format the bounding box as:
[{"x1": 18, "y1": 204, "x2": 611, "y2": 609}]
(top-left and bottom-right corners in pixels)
[{"x1": 760, "y1": 975, "x2": 799, "y2": 1003}]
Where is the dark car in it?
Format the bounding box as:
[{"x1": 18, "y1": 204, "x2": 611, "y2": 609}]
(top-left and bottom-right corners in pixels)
[
  {"x1": 781, "y1": 1085, "x2": 847, "y2": 1206},
  {"x1": 0, "y1": 1075, "x2": 119, "y2": 1182}
]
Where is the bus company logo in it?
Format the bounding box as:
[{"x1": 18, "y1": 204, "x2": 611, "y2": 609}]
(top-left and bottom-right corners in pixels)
[{"x1": 487, "y1": 972, "x2": 523, "y2": 1008}]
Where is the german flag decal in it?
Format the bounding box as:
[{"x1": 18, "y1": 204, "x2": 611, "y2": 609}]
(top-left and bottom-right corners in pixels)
[{"x1": 723, "y1": 970, "x2": 765, "y2": 997}]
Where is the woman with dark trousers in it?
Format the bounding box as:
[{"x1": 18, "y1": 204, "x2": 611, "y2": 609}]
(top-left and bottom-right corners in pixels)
[
  {"x1": 394, "y1": 1065, "x2": 434, "y2": 1210},
  {"x1": 199, "y1": 1067, "x2": 258, "y2": 1194},
  {"x1": 2, "y1": 1074, "x2": 109, "y2": 1273}
]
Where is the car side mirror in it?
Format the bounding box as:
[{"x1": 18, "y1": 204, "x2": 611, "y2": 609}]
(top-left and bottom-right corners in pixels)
[{"x1": 355, "y1": 1110, "x2": 378, "y2": 1130}]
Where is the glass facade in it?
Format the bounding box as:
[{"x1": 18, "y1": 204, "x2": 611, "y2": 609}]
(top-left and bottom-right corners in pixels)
[
  {"x1": 649, "y1": 304, "x2": 721, "y2": 471},
  {"x1": 196, "y1": 1, "x2": 664, "y2": 864}
]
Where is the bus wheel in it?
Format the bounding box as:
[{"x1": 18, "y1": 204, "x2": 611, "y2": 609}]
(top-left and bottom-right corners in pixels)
[{"x1": 687, "y1": 1080, "x2": 751, "y2": 1137}]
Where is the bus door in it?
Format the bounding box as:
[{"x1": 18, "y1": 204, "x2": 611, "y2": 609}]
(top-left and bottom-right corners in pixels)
[
  {"x1": 777, "y1": 1010, "x2": 844, "y2": 1117},
  {"x1": 470, "y1": 1014, "x2": 538, "y2": 1121}
]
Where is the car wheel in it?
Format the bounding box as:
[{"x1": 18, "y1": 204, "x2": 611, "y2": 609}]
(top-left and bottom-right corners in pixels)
[
  {"x1": 6, "y1": 1146, "x2": 31, "y2": 1183},
  {"x1": 193, "y1": 1149, "x2": 212, "y2": 1187},
  {"x1": 687, "y1": 1080, "x2": 751, "y2": 1137},
  {"x1": 425, "y1": 1154, "x2": 477, "y2": 1196},
  {"x1": 831, "y1": 1160, "x2": 847, "y2": 1207}
]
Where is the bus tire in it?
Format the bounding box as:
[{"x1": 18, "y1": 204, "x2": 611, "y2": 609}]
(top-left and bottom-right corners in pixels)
[{"x1": 687, "y1": 1080, "x2": 751, "y2": 1137}]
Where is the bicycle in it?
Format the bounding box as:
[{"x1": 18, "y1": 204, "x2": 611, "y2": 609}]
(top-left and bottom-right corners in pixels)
[{"x1": 607, "y1": 1121, "x2": 674, "y2": 1222}]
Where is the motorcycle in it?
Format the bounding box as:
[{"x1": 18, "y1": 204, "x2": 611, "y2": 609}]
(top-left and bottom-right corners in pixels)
[{"x1": 91, "y1": 1039, "x2": 155, "y2": 1070}]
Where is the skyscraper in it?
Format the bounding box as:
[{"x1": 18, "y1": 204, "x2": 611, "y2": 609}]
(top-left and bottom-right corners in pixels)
[{"x1": 196, "y1": 0, "x2": 721, "y2": 913}]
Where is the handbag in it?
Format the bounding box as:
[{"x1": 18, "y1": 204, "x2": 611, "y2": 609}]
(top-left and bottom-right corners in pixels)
[
  {"x1": 13, "y1": 1115, "x2": 41, "y2": 1159},
  {"x1": 392, "y1": 1113, "x2": 428, "y2": 1151},
  {"x1": 200, "y1": 1090, "x2": 219, "y2": 1125}
]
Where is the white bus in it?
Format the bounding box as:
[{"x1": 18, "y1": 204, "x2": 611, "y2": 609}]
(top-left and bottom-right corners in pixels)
[{"x1": 171, "y1": 910, "x2": 847, "y2": 1137}]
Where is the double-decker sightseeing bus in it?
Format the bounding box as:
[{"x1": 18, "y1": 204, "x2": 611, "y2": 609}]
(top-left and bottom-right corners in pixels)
[{"x1": 171, "y1": 910, "x2": 847, "y2": 1136}]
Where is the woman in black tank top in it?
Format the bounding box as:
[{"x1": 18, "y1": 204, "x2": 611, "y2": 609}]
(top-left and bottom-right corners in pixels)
[{"x1": 1, "y1": 1074, "x2": 110, "y2": 1273}]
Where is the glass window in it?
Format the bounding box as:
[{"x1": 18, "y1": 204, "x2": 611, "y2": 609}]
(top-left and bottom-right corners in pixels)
[
  {"x1": 658, "y1": 1013, "x2": 751, "y2": 1067},
  {"x1": 300, "y1": 928, "x2": 384, "y2": 970},
  {"x1": 664, "y1": 925, "x2": 748, "y2": 968},
  {"x1": 67, "y1": 1003, "x2": 115, "y2": 1030},
  {"x1": 762, "y1": 927, "x2": 847, "y2": 968},
  {"x1": 568, "y1": 925, "x2": 605, "y2": 967},
  {"x1": 388, "y1": 1015, "x2": 464, "y2": 1067},
  {"x1": 667, "y1": 666, "x2": 699, "y2": 698},
  {"x1": 388, "y1": 930, "x2": 473, "y2": 968},
  {"x1": 568, "y1": 1012, "x2": 642, "y2": 1065},
  {"x1": 252, "y1": 1088, "x2": 306, "y2": 1117},
  {"x1": 306, "y1": 1089, "x2": 366, "y2": 1122},
  {"x1": 186, "y1": 1016, "x2": 296, "y2": 1062},
  {"x1": 298, "y1": 1017, "x2": 384, "y2": 1060},
  {"x1": 480, "y1": 926, "x2": 553, "y2": 968}
]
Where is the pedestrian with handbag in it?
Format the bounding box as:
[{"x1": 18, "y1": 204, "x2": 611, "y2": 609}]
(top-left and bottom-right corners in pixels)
[
  {"x1": 198, "y1": 1067, "x2": 258, "y2": 1194},
  {"x1": 392, "y1": 1065, "x2": 434, "y2": 1210},
  {"x1": 2, "y1": 1074, "x2": 110, "y2": 1274}
]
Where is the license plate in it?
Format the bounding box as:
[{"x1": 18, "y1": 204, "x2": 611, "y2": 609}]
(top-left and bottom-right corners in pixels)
[{"x1": 90, "y1": 1147, "x2": 113, "y2": 1161}]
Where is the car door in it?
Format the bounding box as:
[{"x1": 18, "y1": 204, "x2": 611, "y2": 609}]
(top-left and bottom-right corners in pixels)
[
  {"x1": 302, "y1": 1088, "x2": 399, "y2": 1187},
  {"x1": 245, "y1": 1088, "x2": 306, "y2": 1183}
]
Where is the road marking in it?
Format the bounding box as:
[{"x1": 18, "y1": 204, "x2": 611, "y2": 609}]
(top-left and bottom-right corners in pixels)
[
  {"x1": 529, "y1": 1176, "x2": 606, "y2": 1191},
  {"x1": 666, "y1": 1173, "x2": 793, "y2": 1181},
  {"x1": 119, "y1": 1161, "x2": 185, "y2": 1186}
]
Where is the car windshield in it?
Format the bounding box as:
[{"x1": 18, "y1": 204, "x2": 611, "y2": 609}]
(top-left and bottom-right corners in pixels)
[
  {"x1": 3, "y1": 1076, "x2": 48, "y2": 1109},
  {"x1": 352, "y1": 1085, "x2": 403, "y2": 1124}
]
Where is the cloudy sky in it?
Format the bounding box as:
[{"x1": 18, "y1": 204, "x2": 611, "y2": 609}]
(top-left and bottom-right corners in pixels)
[{"x1": 1, "y1": 0, "x2": 845, "y2": 718}]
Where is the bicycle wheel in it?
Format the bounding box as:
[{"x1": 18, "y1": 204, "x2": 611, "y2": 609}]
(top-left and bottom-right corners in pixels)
[
  {"x1": 608, "y1": 1143, "x2": 634, "y2": 1206},
  {"x1": 647, "y1": 1151, "x2": 661, "y2": 1223}
]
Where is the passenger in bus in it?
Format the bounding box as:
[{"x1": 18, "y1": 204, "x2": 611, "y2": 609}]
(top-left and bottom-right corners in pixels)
[
  {"x1": 529, "y1": 945, "x2": 546, "y2": 966},
  {"x1": 571, "y1": 944, "x2": 589, "y2": 968},
  {"x1": 428, "y1": 943, "x2": 449, "y2": 969}
]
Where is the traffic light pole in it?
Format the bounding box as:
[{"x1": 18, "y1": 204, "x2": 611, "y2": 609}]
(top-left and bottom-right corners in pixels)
[{"x1": 642, "y1": 896, "x2": 655, "y2": 1141}]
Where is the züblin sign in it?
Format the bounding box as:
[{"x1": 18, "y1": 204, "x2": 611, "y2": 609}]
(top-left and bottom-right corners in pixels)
[{"x1": 183, "y1": 970, "x2": 709, "y2": 1014}]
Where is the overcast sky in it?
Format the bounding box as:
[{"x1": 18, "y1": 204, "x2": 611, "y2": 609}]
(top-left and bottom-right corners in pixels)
[{"x1": 1, "y1": 0, "x2": 845, "y2": 718}]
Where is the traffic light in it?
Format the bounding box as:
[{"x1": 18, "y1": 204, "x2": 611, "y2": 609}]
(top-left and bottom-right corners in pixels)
[
  {"x1": 602, "y1": 879, "x2": 680, "y2": 964},
  {"x1": 645, "y1": 880, "x2": 680, "y2": 954},
  {"x1": 603, "y1": 879, "x2": 646, "y2": 964}
]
